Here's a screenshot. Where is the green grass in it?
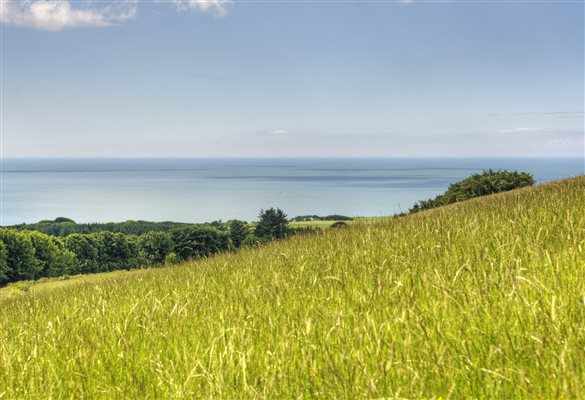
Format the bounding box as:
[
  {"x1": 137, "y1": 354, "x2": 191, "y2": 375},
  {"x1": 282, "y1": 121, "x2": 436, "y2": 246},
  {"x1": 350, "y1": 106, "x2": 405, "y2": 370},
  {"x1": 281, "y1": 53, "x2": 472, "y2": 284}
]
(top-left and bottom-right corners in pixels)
[
  {"x1": 1, "y1": 176, "x2": 584, "y2": 399},
  {"x1": 289, "y1": 220, "x2": 343, "y2": 228},
  {"x1": 290, "y1": 217, "x2": 385, "y2": 229}
]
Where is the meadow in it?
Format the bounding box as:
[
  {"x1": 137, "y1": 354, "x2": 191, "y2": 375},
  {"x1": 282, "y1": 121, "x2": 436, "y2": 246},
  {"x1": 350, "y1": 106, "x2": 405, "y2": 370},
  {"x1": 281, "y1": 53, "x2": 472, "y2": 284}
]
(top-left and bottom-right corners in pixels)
[
  {"x1": 1, "y1": 176, "x2": 584, "y2": 398},
  {"x1": 289, "y1": 220, "x2": 347, "y2": 229}
]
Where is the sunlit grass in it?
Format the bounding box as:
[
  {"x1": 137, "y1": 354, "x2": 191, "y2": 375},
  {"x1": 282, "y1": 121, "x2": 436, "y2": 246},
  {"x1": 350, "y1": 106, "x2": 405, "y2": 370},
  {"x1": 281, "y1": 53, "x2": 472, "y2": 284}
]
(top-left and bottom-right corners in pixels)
[
  {"x1": 289, "y1": 220, "x2": 341, "y2": 228},
  {"x1": 1, "y1": 176, "x2": 584, "y2": 398},
  {"x1": 290, "y1": 217, "x2": 385, "y2": 229}
]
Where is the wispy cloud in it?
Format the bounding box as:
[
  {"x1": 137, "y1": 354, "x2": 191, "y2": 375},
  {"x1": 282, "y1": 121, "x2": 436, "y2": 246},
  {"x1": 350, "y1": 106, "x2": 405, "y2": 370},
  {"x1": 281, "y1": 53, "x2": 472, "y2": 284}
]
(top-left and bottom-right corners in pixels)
[
  {"x1": 259, "y1": 129, "x2": 290, "y2": 137},
  {"x1": 497, "y1": 127, "x2": 544, "y2": 134},
  {"x1": 0, "y1": 0, "x2": 232, "y2": 31},
  {"x1": 0, "y1": 0, "x2": 137, "y2": 31},
  {"x1": 172, "y1": 0, "x2": 232, "y2": 18}
]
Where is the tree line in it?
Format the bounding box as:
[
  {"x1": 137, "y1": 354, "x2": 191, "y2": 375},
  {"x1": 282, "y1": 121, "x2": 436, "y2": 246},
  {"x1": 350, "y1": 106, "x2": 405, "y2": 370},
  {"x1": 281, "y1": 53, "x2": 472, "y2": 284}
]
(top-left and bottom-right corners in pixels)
[
  {"x1": 9, "y1": 218, "x2": 189, "y2": 237},
  {"x1": 0, "y1": 208, "x2": 291, "y2": 286},
  {"x1": 409, "y1": 169, "x2": 535, "y2": 213},
  {"x1": 8, "y1": 213, "x2": 346, "y2": 237}
]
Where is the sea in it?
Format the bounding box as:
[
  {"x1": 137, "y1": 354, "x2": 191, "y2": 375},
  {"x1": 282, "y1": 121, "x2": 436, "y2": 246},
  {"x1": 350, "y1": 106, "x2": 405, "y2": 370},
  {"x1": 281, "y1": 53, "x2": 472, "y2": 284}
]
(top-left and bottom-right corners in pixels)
[{"x1": 2, "y1": 157, "x2": 583, "y2": 226}]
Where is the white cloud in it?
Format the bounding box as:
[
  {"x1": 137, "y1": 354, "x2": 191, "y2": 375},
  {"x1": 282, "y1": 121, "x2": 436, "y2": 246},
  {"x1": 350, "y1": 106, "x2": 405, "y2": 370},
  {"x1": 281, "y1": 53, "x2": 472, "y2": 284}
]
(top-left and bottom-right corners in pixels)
[
  {"x1": 172, "y1": 0, "x2": 232, "y2": 18},
  {"x1": 497, "y1": 127, "x2": 544, "y2": 134},
  {"x1": 0, "y1": 0, "x2": 231, "y2": 31},
  {"x1": 263, "y1": 129, "x2": 289, "y2": 136},
  {"x1": 0, "y1": 0, "x2": 137, "y2": 31}
]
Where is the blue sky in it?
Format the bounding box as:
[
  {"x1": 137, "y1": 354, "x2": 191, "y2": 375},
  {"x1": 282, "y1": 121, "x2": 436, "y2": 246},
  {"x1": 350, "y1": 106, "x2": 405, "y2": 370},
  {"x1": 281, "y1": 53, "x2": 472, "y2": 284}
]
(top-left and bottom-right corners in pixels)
[{"x1": 1, "y1": 0, "x2": 584, "y2": 157}]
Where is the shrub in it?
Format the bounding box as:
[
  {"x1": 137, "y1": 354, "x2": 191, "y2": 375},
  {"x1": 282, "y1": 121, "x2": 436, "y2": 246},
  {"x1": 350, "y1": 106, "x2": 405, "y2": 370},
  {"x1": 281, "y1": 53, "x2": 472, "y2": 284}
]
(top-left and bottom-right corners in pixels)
[
  {"x1": 171, "y1": 226, "x2": 231, "y2": 261},
  {"x1": 164, "y1": 252, "x2": 180, "y2": 265},
  {"x1": 410, "y1": 169, "x2": 535, "y2": 213},
  {"x1": 139, "y1": 231, "x2": 174, "y2": 266}
]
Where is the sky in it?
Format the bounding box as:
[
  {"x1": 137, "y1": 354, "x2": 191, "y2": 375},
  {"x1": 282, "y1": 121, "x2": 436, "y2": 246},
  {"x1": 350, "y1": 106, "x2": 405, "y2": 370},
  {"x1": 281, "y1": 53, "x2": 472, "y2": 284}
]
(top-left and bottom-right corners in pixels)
[{"x1": 1, "y1": 0, "x2": 584, "y2": 158}]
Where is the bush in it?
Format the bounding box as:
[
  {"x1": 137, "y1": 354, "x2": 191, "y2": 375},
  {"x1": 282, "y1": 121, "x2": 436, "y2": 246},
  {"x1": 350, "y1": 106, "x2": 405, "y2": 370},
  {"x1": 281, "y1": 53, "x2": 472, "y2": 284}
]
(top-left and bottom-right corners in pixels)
[
  {"x1": 410, "y1": 169, "x2": 535, "y2": 213},
  {"x1": 164, "y1": 252, "x2": 180, "y2": 265},
  {"x1": 140, "y1": 231, "x2": 173, "y2": 266},
  {"x1": 171, "y1": 226, "x2": 231, "y2": 261},
  {"x1": 241, "y1": 234, "x2": 263, "y2": 247}
]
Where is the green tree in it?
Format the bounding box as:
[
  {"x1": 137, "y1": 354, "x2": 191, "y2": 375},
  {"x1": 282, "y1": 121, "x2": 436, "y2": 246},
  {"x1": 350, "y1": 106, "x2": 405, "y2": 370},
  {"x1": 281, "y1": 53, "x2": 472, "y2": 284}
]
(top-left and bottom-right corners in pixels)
[
  {"x1": 27, "y1": 231, "x2": 76, "y2": 277},
  {"x1": 255, "y1": 208, "x2": 290, "y2": 241},
  {"x1": 227, "y1": 220, "x2": 248, "y2": 248},
  {"x1": 0, "y1": 229, "x2": 40, "y2": 282},
  {"x1": 139, "y1": 231, "x2": 173, "y2": 265},
  {"x1": 94, "y1": 232, "x2": 141, "y2": 271},
  {"x1": 0, "y1": 241, "x2": 9, "y2": 285},
  {"x1": 65, "y1": 234, "x2": 100, "y2": 274}
]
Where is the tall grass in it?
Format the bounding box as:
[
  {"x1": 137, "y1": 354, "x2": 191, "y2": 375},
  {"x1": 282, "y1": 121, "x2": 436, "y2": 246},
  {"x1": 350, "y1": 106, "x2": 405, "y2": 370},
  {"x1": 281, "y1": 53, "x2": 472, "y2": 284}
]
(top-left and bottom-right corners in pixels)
[{"x1": 1, "y1": 177, "x2": 584, "y2": 399}]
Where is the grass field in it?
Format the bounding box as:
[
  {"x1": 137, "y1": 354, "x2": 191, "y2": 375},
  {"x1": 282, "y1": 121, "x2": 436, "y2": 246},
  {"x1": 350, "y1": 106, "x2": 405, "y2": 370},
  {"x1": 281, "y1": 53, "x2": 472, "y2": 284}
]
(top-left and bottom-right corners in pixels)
[
  {"x1": 290, "y1": 217, "x2": 383, "y2": 229},
  {"x1": 1, "y1": 176, "x2": 584, "y2": 398},
  {"x1": 289, "y1": 220, "x2": 347, "y2": 229}
]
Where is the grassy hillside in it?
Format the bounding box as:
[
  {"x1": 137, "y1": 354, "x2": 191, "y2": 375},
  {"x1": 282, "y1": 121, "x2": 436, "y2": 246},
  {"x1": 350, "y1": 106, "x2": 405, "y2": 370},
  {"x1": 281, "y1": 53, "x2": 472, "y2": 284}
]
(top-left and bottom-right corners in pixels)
[{"x1": 1, "y1": 177, "x2": 584, "y2": 398}]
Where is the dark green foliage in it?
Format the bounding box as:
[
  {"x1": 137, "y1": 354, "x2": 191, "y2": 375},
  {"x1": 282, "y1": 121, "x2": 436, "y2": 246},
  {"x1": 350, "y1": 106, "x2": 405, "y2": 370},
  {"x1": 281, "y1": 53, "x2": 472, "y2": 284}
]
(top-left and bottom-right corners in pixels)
[
  {"x1": 255, "y1": 208, "x2": 290, "y2": 240},
  {"x1": 0, "y1": 241, "x2": 9, "y2": 285},
  {"x1": 171, "y1": 226, "x2": 231, "y2": 261},
  {"x1": 139, "y1": 231, "x2": 173, "y2": 265},
  {"x1": 10, "y1": 218, "x2": 188, "y2": 237},
  {"x1": 50, "y1": 237, "x2": 77, "y2": 276},
  {"x1": 94, "y1": 232, "x2": 142, "y2": 271},
  {"x1": 0, "y1": 209, "x2": 291, "y2": 286},
  {"x1": 64, "y1": 234, "x2": 101, "y2": 274},
  {"x1": 0, "y1": 229, "x2": 41, "y2": 282},
  {"x1": 410, "y1": 169, "x2": 535, "y2": 213},
  {"x1": 227, "y1": 220, "x2": 248, "y2": 248},
  {"x1": 0, "y1": 224, "x2": 235, "y2": 286},
  {"x1": 208, "y1": 220, "x2": 224, "y2": 229},
  {"x1": 53, "y1": 217, "x2": 76, "y2": 223},
  {"x1": 28, "y1": 232, "x2": 76, "y2": 277},
  {"x1": 330, "y1": 221, "x2": 348, "y2": 229}
]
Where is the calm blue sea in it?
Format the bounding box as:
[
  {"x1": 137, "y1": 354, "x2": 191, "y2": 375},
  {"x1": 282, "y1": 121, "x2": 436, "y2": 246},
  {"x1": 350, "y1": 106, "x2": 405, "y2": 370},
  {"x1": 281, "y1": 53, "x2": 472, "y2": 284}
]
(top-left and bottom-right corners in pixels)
[{"x1": 2, "y1": 158, "x2": 583, "y2": 225}]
